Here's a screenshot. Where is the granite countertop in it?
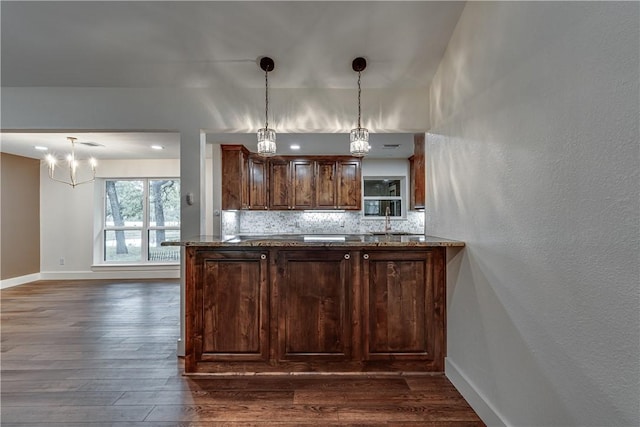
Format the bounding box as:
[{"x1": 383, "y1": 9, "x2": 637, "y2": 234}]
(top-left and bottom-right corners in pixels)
[{"x1": 162, "y1": 233, "x2": 465, "y2": 248}]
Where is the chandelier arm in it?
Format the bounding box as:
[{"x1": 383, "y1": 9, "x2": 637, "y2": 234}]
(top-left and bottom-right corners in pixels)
[
  {"x1": 48, "y1": 169, "x2": 97, "y2": 188},
  {"x1": 47, "y1": 173, "x2": 78, "y2": 188},
  {"x1": 71, "y1": 175, "x2": 97, "y2": 187}
]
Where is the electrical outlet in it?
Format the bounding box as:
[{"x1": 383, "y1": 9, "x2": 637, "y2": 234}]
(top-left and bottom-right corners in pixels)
[{"x1": 59, "y1": 257, "x2": 65, "y2": 266}]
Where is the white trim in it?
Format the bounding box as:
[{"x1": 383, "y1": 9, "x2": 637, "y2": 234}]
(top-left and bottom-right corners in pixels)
[
  {"x1": 40, "y1": 268, "x2": 179, "y2": 280},
  {"x1": 91, "y1": 263, "x2": 179, "y2": 271},
  {"x1": 445, "y1": 357, "x2": 508, "y2": 427},
  {"x1": 0, "y1": 273, "x2": 42, "y2": 289}
]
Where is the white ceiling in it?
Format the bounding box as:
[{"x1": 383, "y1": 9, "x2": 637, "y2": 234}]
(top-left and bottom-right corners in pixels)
[{"x1": 0, "y1": 1, "x2": 465, "y2": 159}]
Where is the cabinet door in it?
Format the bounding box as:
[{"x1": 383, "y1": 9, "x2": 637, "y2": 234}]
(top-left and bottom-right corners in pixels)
[
  {"x1": 362, "y1": 250, "x2": 444, "y2": 368},
  {"x1": 337, "y1": 159, "x2": 361, "y2": 210},
  {"x1": 195, "y1": 250, "x2": 269, "y2": 362},
  {"x1": 276, "y1": 250, "x2": 352, "y2": 361},
  {"x1": 410, "y1": 134, "x2": 425, "y2": 210},
  {"x1": 315, "y1": 160, "x2": 337, "y2": 209},
  {"x1": 291, "y1": 160, "x2": 314, "y2": 209},
  {"x1": 248, "y1": 156, "x2": 268, "y2": 210},
  {"x1": 221, "y1": 145, "x2": 249, "y2": 210},
  {"x1": 268, "y1": 159, "x2": 291, "y2": 210}
]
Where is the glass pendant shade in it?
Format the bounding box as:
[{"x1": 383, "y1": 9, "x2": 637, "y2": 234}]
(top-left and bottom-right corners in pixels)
[
  {"x1": 257, "y1": 127, "x2": 277, "y2": 157},
  {"x1": 350, "y1": 127, "x2": 370, "y2": 157}
]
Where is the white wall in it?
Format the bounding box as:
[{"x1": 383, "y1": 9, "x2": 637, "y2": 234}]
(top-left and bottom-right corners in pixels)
[
  {"x1": 428, "y1": 2, "x2": 639, "y2": 426},
  {"x1": 40, "y1": 158, "x2": 180, "y2": 278}
]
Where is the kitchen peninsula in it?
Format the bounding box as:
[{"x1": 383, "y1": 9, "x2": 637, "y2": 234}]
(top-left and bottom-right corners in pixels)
[{"x1": 167, "y1": 234, "x2": 464, "y2": 374}]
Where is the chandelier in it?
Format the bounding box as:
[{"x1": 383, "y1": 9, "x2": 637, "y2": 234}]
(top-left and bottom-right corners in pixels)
[
  {"x1": 350, "y1": 57, "x2": 370, "y2": 157},
  {"x1": 257, "y1": 56, "x2": 276, "y2": 157},
  {"x1": 45, "y1": 137, "x2": 97, "y2": 188}
]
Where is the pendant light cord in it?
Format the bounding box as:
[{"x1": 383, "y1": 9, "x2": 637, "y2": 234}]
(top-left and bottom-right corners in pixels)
[
  {"x1": 357, "y1": 71, "x2": 362, "y2": 129},
  {"x1": 264, "y1": 69, "x2": 269, "y2": 129}
]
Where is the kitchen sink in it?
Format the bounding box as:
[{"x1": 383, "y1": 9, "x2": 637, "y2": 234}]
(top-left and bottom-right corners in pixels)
[
  {"x1": 224, "y1": 234, "x2": 367, "y2": 243},
  {"x1": 370, "y1": 231, "x2": 415, "y2": 236}
]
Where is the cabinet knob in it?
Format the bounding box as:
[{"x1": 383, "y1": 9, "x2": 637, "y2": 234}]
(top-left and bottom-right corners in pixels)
[
  {"x1": 363, "y1": 254, "x2": 369, "y2": 260},
  {"x1": 260, "y1": 254, "x2": 267, "y2": 260},
  {"x1": 344, "y1": 254, "x2": 350, "y2": 260}
]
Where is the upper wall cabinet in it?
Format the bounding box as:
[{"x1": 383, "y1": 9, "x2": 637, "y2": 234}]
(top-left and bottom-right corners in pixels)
[
  {"x1": 247, "y1": 156, "x2": 269, "y2": 210},
  {"x1": 268, "y1": 156, "x2": 361, "y2": 211},
  {"x1": 221, "y1": 145, "x2": 250, "y2": 210},
  {"x1": 336, "y1": 159, "x2": 361, "y2": 210},
  {"x1": 221, "y1": 145, "x2": 269, "y2": 210},
  {"x1": 222, "y1": 145, "x2": 361, "y2": 211},
  {"x1": 409, "y1": 134, "x2": 425, "y2": 210}
]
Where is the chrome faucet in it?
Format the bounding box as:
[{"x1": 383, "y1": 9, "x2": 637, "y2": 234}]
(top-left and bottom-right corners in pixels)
[{"x1": 384, "y1": 206, "x2": 391, "y2": 234}]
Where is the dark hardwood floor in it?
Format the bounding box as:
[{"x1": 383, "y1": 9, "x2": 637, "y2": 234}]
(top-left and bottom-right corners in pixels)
[{"x1": 1, "y1": 279, "x2": 483, "y2": 426}]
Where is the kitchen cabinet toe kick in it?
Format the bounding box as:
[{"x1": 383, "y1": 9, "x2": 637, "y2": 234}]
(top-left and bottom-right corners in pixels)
[{"x1": 184, "y1": 245, "x2": 449, "y2": 374}]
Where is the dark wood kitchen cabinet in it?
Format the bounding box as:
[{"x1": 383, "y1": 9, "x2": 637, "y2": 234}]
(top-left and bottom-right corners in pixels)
[
  {"x1": 409, "y1": 133, "x2": 426, "y2": 210},
  {"x1": 186, "y1": 249, "x2": 269, "y2": 371},
  {"x1": 221, "y1": 145, "x2": 249, "y2": 210},
  {"x1": 275, "y1": 250, "x2": 352, "y2": 361},
  {"x1": 222, "y1": 145, "x2": 361, "y2": 211},
  {"x1": 291, "y1": 160, "x2": 314, "y2": 209},
  {"x1": 315, "y1": 159, "x2": 338, "y2": 209},
  {"x1": 269, "y1": 158, "x2": 315, "y2": 210},
  {"x1": 268, "y1": 158, "x2": 291, "y2": 209},
  {"x1": 247, "y1": 155, "x2": 268, "y2": 210},
  {"x1": 269, "y1": 156, "x2": 360, "y2": 211},
  {"x1": 336, "y1": 159, "x2": 361, "y2": 210},
  {"x1": 184, "y1": 244, "x2": 448, "y2": 374},
  {"x1": 361, "y1": 249, "x2": 445, "y2": 371}
]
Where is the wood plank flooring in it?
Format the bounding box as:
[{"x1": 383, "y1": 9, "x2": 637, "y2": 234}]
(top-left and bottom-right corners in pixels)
[{"x1": 1, "y1": 279, "x2": 484, "y2": 426}]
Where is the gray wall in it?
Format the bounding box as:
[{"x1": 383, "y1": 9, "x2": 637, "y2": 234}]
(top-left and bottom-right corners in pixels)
[
  {"x1": 428, "y1": 2, "x2": 639, "y2": 425},
  {"x1": 1, "y1": 153, "x2": 40, "y2": 280}
]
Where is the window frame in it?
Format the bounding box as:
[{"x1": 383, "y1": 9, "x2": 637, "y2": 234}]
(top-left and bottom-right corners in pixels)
[
  {"x1": 362, "y1": 176, "x2": 406, "y2": 219},
  {"x1": 100, "y1": 177, "x2": 180, "y2": 265}
]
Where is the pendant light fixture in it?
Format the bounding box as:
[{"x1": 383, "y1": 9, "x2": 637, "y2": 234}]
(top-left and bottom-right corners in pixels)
[
  {"x1": 257, "y1": 56, "x2": 276, "y2": 157},
  {"x1": 45, "y1": 136, "x2": 97, "y2": 188},
  {"x1": 350, "y1": 57, "x2": 370, "y2": 157}
]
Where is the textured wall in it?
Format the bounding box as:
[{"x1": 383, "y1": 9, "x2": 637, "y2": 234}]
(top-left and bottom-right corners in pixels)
[
  {"x1": 428, "y1": 2, "x2": 639, "y2": 426},
  {"x1": 0, "y1": 153, "x2": 40, "y2": 280}
]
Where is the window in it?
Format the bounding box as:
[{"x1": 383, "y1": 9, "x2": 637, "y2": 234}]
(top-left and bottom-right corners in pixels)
[
  {"x1": 363, "y1": 177, "x2": 404, "y2": 218},
  {"x1": 103, "y1": 179, "x2": 180, "y2": 263}
]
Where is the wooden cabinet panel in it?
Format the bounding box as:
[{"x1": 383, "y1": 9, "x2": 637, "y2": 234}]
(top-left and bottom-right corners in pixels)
[
  {"x1": 291, "y1": 160, "x2": 314, "y2": 209},
  {"x1": 222, "y1": 147, "x2": 361, "y2": 211},
  {"x1": 248, "y1": 156, "x2": 268, "y2": 209},
  {"x1": 337, "y1": 160, "x2": 361, "y2": 210},
  {"x1": 276, "y1": 250, "x2": 352, "y2": 360},
  {"x1": 185, "y1": 246, "x2": 446, "y2": 373},
  {"x1": 268, "y1": 159, "x2": 291, "y2": 210},
  {"x1": 315, "y1": 160, "x2": 337, "y2": 209},
  {"x1": 362, "y1": 250, "x2": 442, "y2": 367},
  {"x1": 221, "y1": 145, "x2": 249, "y2": 210},
  {"x1": 409, "y1": 134, "x2": 425, "y2": 210},
  {"x1": 195, "y1": 250, "x2": 269, "y2": 363}
]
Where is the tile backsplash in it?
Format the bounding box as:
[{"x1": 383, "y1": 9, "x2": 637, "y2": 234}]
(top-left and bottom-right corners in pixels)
[{"x1": 222, "y1": 210, "x2": 426, "y2": 235}]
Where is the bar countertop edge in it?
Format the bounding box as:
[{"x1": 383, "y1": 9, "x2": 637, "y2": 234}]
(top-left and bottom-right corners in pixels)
[{"x1": 162, "y1": 234, "x2": 465, "y2": 248}]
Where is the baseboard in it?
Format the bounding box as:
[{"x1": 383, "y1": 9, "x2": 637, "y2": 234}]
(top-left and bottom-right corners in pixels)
[
  {"x1": 0, "y1": 273, "x2": 42, "y2": 289},
  {"x1": 40, "y1": 269, "x2": 180, "y2": 280},
  {"x1": 445, "y1": 357, "x2": 508, "y2": 427}
]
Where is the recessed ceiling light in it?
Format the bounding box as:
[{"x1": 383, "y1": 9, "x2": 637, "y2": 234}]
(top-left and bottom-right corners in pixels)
[
  {"x1": 290, "y1": 144, "x2": 300, "y2": 150},
  {"x1": 151, "y1": 145, "x2": 164, "y2": 150},
  {"x1": 34, "y1": 146, "x2": 48, "y2": 151}
]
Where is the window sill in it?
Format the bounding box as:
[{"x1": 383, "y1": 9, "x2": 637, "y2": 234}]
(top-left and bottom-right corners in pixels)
[{"x1": 91, "y1": 263, "x2": 179, "y2": 272}]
